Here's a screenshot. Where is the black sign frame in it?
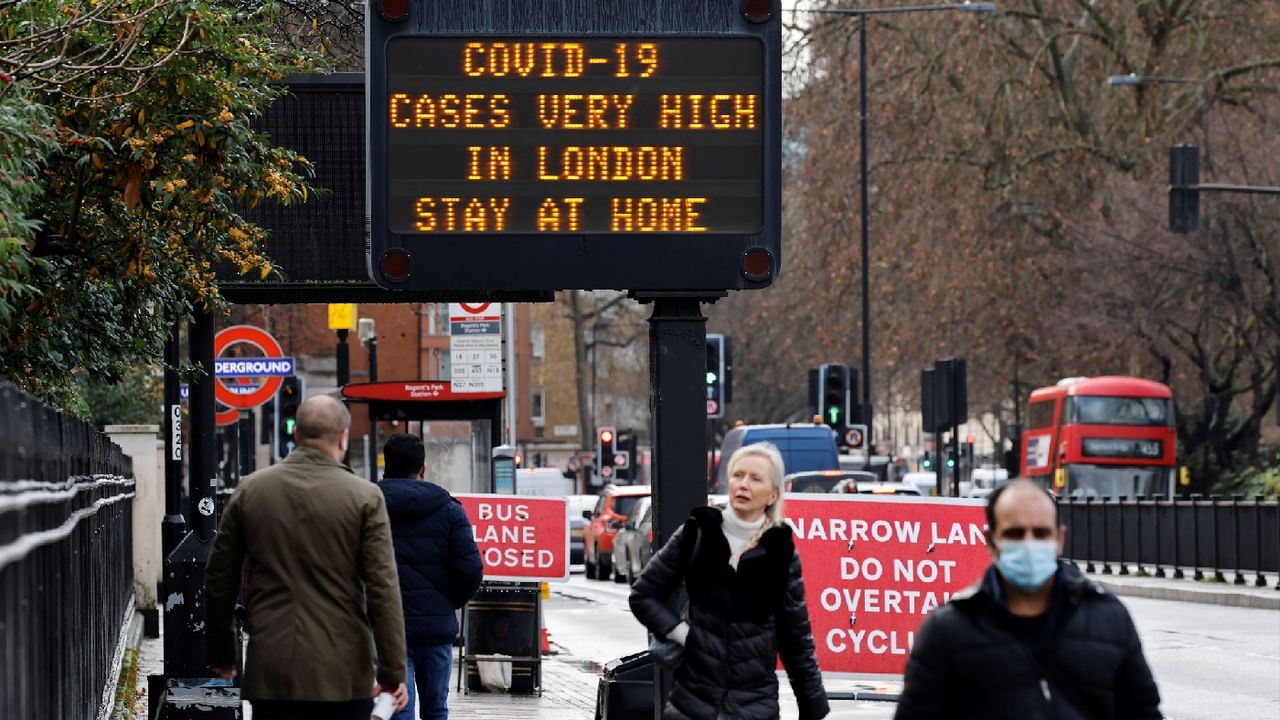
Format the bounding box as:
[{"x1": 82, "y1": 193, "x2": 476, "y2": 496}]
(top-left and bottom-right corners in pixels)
[{"x1": 366, "y1": 1, "x2": 782, "y2": 293}]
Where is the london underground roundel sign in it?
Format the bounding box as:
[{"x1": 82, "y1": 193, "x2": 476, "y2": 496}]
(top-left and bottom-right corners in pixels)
[{"x1": 214, "y1": 325, "x2": 293, "y2": 410}]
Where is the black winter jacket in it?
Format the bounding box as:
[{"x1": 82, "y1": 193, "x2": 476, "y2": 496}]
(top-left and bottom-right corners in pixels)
[
  {"x1": 378, "y1": 478, "x2": 483, "y2": 647},
  {"x1": 630, "y1": 507, "x2": 829, "y2": 720},
  {"x1": 894, "y1": 562, "x2": 1161, "y2": 720}
]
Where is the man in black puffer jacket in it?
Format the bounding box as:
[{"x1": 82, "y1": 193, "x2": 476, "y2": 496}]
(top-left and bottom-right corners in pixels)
[
  {"x1": 895, "y1": 480, "x2": 1161, "y2": 720},
  {"x1": 378, "y1": 434, "x2": 483, "y2": 720}
]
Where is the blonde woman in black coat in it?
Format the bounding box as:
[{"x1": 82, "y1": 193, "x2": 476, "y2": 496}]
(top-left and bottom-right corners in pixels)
[{"x1": 629, "y1": 442, "x2": 829, "y2": 720}]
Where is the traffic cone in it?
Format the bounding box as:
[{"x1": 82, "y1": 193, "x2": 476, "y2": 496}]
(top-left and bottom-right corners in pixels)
[{"x1": 540, "y1": 627, "x2": 551, "y2": 655}]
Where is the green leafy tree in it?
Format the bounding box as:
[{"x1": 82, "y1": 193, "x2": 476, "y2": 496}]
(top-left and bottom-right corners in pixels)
[{"x1": 0, "y1": 0, "x2": 318, "y2": 410}]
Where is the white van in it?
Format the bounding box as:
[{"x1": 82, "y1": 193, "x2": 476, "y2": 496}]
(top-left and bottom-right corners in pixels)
[{"x1": 515, "y1": 468, "x2": 572, "y2": 497}]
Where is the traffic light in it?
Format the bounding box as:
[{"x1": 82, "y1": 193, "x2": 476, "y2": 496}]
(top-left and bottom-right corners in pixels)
[
  {"x1": 963, "y1": 437, "x2": 976, "y2": 466},
  {"x1": 1169, "y1": 144, "x2": 1200, "y2": 233},
  {"x1": 945, "y1": 448, "x2": 957, "y2": 469},
  {"x1": 818, "y1": 363, "x2": 851, "y2": 432},
  {"x1": 614, "y1": 429, "x2": 636, "y2": 481},
  {"x1": 275, "y1": 376, "x2": 304, "y2": 460},
  {"x1": 706, "y1": 335, "x2": 725, "y2": 419},
  {"x1": 922, "y1": 451, "x2": 934, "y2": 471},
  {"x1": 597, "y1": 426, "x2": 617, "y2": 482}
]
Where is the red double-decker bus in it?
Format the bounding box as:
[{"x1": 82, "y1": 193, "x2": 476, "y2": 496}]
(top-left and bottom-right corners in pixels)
[{"x1": 1022, "y1": 376, "x2": 1177, "y2": 498}]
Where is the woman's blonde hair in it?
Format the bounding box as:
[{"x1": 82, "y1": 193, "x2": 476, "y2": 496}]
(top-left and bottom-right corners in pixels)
[{"x1": 726, "y1": 441, "x2": 787, "y2": 527}]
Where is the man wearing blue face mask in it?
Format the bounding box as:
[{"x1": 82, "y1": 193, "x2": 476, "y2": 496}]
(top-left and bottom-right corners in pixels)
[{"x1": 894, "y1": 480, "x2": 1161, "y2": 720}]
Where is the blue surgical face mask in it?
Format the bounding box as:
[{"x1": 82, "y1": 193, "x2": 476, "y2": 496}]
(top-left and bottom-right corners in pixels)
[{"x1": 996, "y1": 539, "x2": 1059, "y2": 591}]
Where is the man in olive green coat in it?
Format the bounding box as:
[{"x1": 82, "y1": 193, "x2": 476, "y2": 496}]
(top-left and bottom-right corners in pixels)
[{"x1": 207, "y1": 395, "x2": 408, "y2": 720}]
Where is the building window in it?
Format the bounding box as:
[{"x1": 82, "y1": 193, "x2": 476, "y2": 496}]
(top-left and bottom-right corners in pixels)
[
  {"x1": 530, "y1": 325, "x2": 545, "y2": 360},
  {"x1": 428, "y1": 303, "x2": 450, "y2": 336},
  {"x1": 531, "y1": 389, "x2": 545, "y2": 426},
  {"x1": 439, "y1": 350, "x2": 451, "y2": 380}
]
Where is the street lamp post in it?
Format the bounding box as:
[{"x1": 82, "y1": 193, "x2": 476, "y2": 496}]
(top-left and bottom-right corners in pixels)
[{"x1": 804, "y1": 2, "x2": 995, "y2": 437}]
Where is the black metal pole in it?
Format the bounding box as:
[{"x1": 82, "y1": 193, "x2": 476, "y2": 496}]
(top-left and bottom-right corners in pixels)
[
  {"x1": 643, "y1": 294, "x2": 717, "y2": 719},
  {"x1": 1192, "y1": 494, "x2": 1203, "y2": 580},
  {"x1": 368, "y1": 336, "x2": 379, "y2": 482},
  {"x1": 163, "y1": 305, "x2": 220, "y2": 681},
  {"x1": 162, "y1": 318, "x2": 186, "y2": 559},
  {"x1": 950, "y1": 422, "x2": 960, "y2": 497},
  {"x1": 336, "y1": 329, "x2": 351, "y2": 387},
  {"x1": 1256, "y1": 496, "x2": 1267, "y2": 587},
  {"x1": 337, "y1": 329, "x2": 350, "y2": 465},
  {"x1": 858, "y1": 13, "x2": 873, "y2": 431},
  {"x1": 1118, "y1": 497, "x2": 1128, "y2": 575},
  {"x1": 237, "y1": 411, "x2": 254, "y2": 482},
  {"x1": 190, "y1": 307, "x2": 217, "y2": 540},
  {"x1": 1172, "y1": 495, "x2": 1185, "y2": 579}
]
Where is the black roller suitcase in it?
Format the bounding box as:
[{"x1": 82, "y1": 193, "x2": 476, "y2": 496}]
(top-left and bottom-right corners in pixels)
[{"x1": 595, "y1": 650, "x2": 655, "y2": 720}]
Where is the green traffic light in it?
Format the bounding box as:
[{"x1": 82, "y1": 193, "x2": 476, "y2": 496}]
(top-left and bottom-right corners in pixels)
[
  {"x1": 283, "y1": 418, "x2": 296, "y2": 435},
  {"x1": 706, "y1": 371, "x2": 718, "y2": 385},
  {"x1": 946, "y1": 458, "x2": 956, "y2": 468},
  {"x1": 826, "y1": 406, "x2": 841, "y2": 424}
]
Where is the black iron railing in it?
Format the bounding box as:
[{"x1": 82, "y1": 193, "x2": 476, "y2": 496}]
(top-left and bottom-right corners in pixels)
[
  {"x1": 0, "y1": 381, "x2": 135, "y2": 719},
  {"x1": 1060, "y1": 495, "x2": 1280, "y2": 587}
]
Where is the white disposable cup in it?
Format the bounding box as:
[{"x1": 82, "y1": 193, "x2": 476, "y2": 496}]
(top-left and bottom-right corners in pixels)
[{"x1": 371, "y1": 691, "x2": 396, "y2": 720}]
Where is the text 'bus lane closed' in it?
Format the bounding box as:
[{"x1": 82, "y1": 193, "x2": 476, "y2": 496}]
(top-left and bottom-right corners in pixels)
[
  {"x1": 456, "y1": 494, "x2": 569, "y2": 583},
  {"x1": 785, "y1": 495, "x2": 989, "y2": 676}
]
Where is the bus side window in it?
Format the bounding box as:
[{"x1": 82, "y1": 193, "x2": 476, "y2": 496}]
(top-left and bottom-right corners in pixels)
[{"x1": 1028, "y1": 400, "x2": 1056, "y2": 429}]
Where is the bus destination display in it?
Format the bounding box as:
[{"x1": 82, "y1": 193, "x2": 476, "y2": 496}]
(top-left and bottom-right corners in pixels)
[{"x1": 385, "y1": 37, "x2": 764, "y2": 235}]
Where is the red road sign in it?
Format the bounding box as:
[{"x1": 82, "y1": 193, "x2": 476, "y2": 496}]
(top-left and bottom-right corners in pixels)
[
  {"x1": 214, "y1": 325, "x2": 287, "y2": 410},
  {"x1": 844, "y1": 426, "x2": 866, "y2": 449},
  {"x1": 458, "y1": 302, "x2": 491, "y2": 314},
  {"x1": 785, "y1": 495, "x2": 989, "y2": 677},
  {"x1": 706, "y1": 399, "x2": 719, "y2": 416},
  {"x1": 455, "y1": 494, "x2": 568, "y2": 582}
]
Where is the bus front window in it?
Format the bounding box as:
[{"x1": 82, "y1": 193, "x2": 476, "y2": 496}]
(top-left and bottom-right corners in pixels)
[{"x1": 1068, "y1": 396, "x2": 1171, "y2": 426}]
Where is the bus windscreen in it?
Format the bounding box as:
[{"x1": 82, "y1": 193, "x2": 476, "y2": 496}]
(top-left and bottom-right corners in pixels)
[{"x1": 1067, "y1": 396, "x2": 1171, "y2": 426}]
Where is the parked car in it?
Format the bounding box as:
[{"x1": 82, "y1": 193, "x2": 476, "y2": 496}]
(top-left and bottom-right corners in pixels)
[
  {"x1": 714, "y1": 422, "x2": 840, "y2": 491},
  {"x1": 784, "y1": 470, "x2": 877, "y2": 494},
  {"x1": 833, "y1": 479, "x2": 923, "y2": 496},
  {"x1": 583, "y1": 484, "x2": 650, "y2": 581},
  {"x1": 566, "y1": 494, "x2": 597, "y2": 566},
  {"x1": 612, "y1": 497, "x2": 652, "y2": 585}
]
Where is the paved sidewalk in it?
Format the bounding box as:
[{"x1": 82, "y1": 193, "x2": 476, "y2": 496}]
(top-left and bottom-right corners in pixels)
[
  {"x1": 129, "y1": 568, "x2": 1277, "y2": 719},
  {"x1": 1081, "y1": 565, "x2": 1279, "y2": 610}
]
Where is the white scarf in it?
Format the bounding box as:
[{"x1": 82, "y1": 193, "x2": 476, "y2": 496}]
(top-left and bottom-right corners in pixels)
[{"x1": 721, "y1": 506, "x2": 767, "y2": 569}]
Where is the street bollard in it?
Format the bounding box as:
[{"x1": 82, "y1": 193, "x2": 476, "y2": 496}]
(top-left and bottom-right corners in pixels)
[
  {"x1": 1211, "y1": 495, "x2": 1227, "y2": 583},
  {"x1": 1173, "y1": 495, "x2": 1185, "y2": 579},
  {"x1": 1085, "y1": 496, "x2": 1096, "y2": 574},
  {"x1": 1101, "y1": 497, "x2": 1113, "y2": 575},
  {"x1": 1256, "y1": 496, "x2": 1268, "y2": 587},
  {"x1": 1191, "y1": 494, "x2": 1203, "y2": 581},
  {"x1": 1232, "y1": 495, "x2": 1246, "y2": 585},
  {"x1": 1118, "y1": 496, "x2": 1129, "y2": 575}
]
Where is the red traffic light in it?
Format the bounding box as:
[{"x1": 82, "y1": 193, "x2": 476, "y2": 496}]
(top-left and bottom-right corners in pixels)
[{"x1": 600, "y1": 429, "x2": 614, "y2": 443}]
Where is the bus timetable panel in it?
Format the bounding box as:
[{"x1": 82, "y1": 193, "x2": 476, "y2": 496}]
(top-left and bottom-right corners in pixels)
[{"x1": 384, "y1": 38, "x2": 764, "y2": 236}]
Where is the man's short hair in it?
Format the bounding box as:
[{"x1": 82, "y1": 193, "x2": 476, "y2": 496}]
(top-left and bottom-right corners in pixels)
[
  {"x1": 985, "y1": 479, "x2": 1060, "y2": 534},
  {"x1": 383, "y1": 434, "x2": 425, "y2": 479},
  {"x1": 295, "y1": 396, "x2": 350, "y2": 442}
]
